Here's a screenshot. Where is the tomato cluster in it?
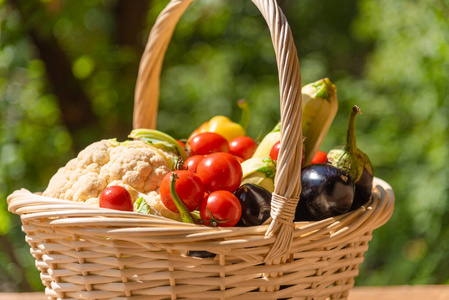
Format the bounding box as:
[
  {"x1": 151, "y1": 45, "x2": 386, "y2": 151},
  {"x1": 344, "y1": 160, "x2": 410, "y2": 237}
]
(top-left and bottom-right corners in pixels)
[
  {"x1": 96, "y1": 131, "x2": 260, "y2": 227},
  {"x1": 189, "y1": 132, "x2": 258, "y2": 161},
  {"x1": 160, "y1": 131, "x2": 259, "y2": 227},
  {"x1": 97, "y1": 130, "x2": 328, "y2": 227}
]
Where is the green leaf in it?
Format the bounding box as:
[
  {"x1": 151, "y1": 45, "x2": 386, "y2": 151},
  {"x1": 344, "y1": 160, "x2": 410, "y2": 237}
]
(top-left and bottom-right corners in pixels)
[{"x1": 134, "y1": 197, "x2": 152, "y2": 215}]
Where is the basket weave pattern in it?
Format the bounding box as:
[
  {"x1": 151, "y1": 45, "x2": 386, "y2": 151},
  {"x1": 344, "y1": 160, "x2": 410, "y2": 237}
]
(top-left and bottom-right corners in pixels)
[
  {"x1": 7, "y1": 0, "x2": 394, "y2": 299},
  {"x1": 8, "y1": 178, "x2": 393, "y2": 299}
]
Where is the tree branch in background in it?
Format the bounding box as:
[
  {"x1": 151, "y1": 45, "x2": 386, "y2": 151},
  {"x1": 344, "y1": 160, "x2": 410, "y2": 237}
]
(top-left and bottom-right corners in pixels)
[
  {"x1": 7, "y1": 0, "x2": 154, "y2": 148},
  {"x1": 115, "y1": 0, "x2": 152, "y2": 48},
  {"x1": 28, "y1": 31, "x2": 98, "y2": 131},
  {"x1": 7, "y1": 0, "x2": 99, "y2": 150},
  {"x1": 108, "y1": 0, "x2": 153, "y2": 139}
]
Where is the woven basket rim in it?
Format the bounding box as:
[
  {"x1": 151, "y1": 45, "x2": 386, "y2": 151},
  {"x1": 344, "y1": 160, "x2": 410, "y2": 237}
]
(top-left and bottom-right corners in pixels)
[{"x1": 8, "y1": 177, "x2": 393, "y2": 234}]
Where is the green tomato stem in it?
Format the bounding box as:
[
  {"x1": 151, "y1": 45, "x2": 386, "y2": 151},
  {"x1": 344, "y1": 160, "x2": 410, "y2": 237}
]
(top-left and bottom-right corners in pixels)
[
  {"x1": 204, "y1": 205, "x2": 228, "y2": 227},
  {"x1": 169, "y1": 173, "x2": 196, "y2": 224}
]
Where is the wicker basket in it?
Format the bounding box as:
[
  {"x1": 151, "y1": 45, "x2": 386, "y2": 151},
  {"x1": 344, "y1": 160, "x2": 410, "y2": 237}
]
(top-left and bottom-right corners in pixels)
[{"x1": 7, "y1": 0, "x2": 395, "y2": 299}]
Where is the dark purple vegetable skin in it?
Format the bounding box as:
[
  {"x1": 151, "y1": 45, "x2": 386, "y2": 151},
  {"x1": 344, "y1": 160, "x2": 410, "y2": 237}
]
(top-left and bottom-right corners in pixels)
[
  {"x1": 188, "y1": 251, "x2": 216, "y2": 258},
  {"x1": 188, "y1": 184, "x2": 271, "y2": 257},
  {"x1": 294, "y1": 164, "x2": 355, "y2": 221},
  {"x1": 351, "y1": 168, "x2": 373, "y2": 210},
  {"x1": 326, "y1": 106, "x2": 374, "y2": 211},
  {"x1": 234, "y1": 183, "x2": 271, "y2": 227}
]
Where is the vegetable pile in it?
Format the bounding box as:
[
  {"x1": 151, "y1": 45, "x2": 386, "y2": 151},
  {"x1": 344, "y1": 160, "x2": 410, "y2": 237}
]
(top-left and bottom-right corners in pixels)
[{"x1": 43, "y1": 78, "x2": 374, "y2": 228}]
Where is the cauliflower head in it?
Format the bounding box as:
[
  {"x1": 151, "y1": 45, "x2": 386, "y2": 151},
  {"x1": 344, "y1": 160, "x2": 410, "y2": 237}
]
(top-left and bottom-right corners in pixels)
[{"x1": 43, "y1": 139, "x2": 174, "y2": 203}]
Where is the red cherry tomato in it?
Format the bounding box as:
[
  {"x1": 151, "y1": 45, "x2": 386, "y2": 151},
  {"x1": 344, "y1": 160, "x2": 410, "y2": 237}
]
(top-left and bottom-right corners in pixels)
[
  {"x1": 196, "y1": 152, "x2": 243, "y2": 193},
  {"x1": 200, "y1": 190, "x2": 242, "y2": 227},
  {"x1": 160, "y1": 170, "x2": 205, "y2": 213},
  {"x1": 311, "y1": 150, "x2": 328, "y2": 164},
  {"x1": 184, "y1": 155, "x2": 205, "y2": 173},
  {"x1": 269, "y1": 141, "x2": 281, "y2": 161},
  {"x1": 271, "y1": 141, "x2": 306, "y2": 166},
  {"x1": 188, "y1": 132, "x2": 229, "y2": 156},
  {"x1": 99, "y1": 186, "x2": 133, "y2": 211},
  {"x1": 229, "y1": 136, "x2": 258, "y2": 160}
]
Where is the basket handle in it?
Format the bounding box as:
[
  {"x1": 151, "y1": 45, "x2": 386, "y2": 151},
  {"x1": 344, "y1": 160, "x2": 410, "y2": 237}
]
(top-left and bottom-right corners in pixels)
[{"x1": 133, "y1": 0, "x2": 303, "y2": 262}]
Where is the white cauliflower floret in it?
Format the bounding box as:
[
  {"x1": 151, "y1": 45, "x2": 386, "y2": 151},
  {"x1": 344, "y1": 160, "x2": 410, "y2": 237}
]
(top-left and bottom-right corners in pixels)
[{"x1": 43, "y1": 139, "x2": 174, "y2": 203}]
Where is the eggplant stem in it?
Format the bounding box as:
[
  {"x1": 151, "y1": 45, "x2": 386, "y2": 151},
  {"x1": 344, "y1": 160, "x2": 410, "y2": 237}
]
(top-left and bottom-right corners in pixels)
[{"x1": 345, "y1": 105, "x2": 362, "y2": 153}]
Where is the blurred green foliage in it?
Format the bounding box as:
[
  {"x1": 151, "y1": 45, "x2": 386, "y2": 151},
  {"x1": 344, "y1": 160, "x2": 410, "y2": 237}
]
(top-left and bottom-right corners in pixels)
[{"x1": 1, "y1": 0, "x2": 448, "y2": 292}]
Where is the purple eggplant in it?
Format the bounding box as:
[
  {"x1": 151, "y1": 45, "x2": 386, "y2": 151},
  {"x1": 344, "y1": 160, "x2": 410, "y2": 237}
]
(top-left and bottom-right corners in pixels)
[
  {"x1": 352, "y1": 167, "x2": 373, "y2": 210},
  {"x1": 327, "y1": 105, "x2": 374, "y2": 210},
  {"x1": 234, "y1": 183, "x2": 272, "y2": 226},
  {"x1": 295, "y1": 164, "x2": 355, "y2": 221}
]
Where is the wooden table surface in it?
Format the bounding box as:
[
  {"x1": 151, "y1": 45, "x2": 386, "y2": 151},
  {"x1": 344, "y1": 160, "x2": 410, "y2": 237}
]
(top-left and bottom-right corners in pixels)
[{"x1": 2, "y1": 285, "x2": 449, "y2": 299}]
